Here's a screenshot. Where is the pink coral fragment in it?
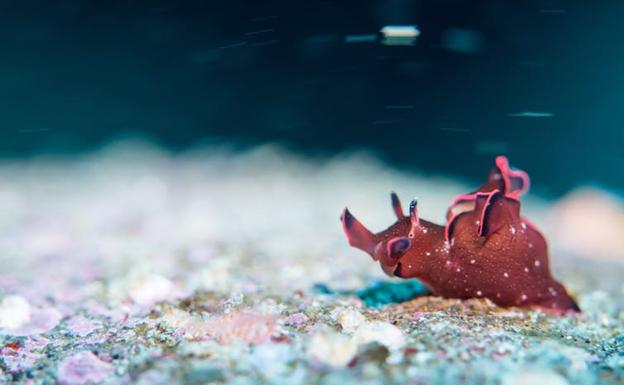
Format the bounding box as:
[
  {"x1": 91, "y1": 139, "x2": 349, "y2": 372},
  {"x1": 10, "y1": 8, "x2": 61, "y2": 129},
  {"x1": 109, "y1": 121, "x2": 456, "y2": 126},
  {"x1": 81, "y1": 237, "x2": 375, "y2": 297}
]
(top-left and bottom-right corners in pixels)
[
  {"x1": 204, "y1": 312, "x2": 276, "y2": 344},
  {"x1": 66, "y1": 316, "x2": 97, "y2": 337},
  {"x1": 58, "y1": 351, "x2": 115, "y2": 385}
]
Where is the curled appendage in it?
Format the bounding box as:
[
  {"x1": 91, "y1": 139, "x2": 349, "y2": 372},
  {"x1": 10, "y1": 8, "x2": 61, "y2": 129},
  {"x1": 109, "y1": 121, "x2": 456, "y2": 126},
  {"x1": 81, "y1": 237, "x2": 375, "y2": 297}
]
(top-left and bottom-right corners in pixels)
[
  {"x1": 477, "y1": 190, "x2": 502, "y2": 236},
  {"x1": 446, "y1": 189, "x2": 522, "y2": 241},
  {"x1": 446, "y1": 156, "x2": 529, "y2": 220},
  {"x1": 480, "y1": 156, "x2": 530, "y2": 199},
  {"x1": 408, "y1": 198, "x2": 419, "y2": 238}
]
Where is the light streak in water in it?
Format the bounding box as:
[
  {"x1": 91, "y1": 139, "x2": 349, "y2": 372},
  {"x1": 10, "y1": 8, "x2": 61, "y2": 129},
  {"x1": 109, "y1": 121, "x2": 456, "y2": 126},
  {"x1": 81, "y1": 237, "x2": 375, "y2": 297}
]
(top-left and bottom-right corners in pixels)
[{"x1": 508, "y1": 111, "x2": 554, "y2": 118}]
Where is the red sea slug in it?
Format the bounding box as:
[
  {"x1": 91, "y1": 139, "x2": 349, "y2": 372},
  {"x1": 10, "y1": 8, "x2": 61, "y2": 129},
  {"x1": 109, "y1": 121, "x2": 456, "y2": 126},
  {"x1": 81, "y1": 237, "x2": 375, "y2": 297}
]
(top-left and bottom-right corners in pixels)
[{"x1": 341, "y1": 156, "x2": 579, "y2": 313}]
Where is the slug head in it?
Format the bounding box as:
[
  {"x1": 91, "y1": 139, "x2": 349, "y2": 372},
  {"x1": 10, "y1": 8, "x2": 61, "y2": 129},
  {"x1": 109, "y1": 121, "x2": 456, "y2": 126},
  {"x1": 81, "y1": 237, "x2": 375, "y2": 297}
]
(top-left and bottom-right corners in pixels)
[{"x1": 342, "y1": 193, "x2": 442, "y2": 278}]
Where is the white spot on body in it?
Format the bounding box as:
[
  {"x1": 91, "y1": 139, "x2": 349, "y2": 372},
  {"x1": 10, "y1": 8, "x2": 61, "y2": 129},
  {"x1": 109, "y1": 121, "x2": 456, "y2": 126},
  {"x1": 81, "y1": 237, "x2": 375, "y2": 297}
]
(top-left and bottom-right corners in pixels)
[
  {"x1": 521, "y1": 294, "x2": 528, "y2": 301},
  {"x1": 524, "y1": 267, "x2": 529, "y2": 273},
  {"x1": 503, "y1": 272, "x2": 509, "y2": 278},
  {"x1": 521, "y1": 222, "x2": 527, "y2": 230},
  {"x1": 476, "y1": 290, "x2": 483, "y2": 296},
  {"x1": 528, "y1": 243, "x2": 533, "y2": 249},
  {"x1": 425, "y1": 252, "x2": 431, "y2": 256},
  {"x1": 456, "y1": 267, "x2": 461, "y2": 273},
  {"x1": 549, "y1": 287, "x2": 557, "y2": 296},
  {"x1": 510, "y1": 226, "x2": 516, "y2": 235},
  {"x1": 470, "y1": 259, "x2": 476, "y2": 264},
  {"x1": 534, "y1": 260, "x2": 541, "y2": 267}
]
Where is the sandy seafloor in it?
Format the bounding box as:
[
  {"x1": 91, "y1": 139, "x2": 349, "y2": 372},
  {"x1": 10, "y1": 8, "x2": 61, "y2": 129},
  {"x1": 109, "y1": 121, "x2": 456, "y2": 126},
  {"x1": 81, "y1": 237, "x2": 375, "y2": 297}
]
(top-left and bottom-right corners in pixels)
[{"x1": 0, "y1": 142, "x2": 622, "y2": 385}]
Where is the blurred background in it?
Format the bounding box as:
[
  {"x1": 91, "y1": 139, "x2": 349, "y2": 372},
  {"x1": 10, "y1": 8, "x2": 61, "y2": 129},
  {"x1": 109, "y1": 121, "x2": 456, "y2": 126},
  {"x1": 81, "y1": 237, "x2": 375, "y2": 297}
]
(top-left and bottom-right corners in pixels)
[
  {"x1": 0, "y1": 5, "x2": 623, "y2": 383},
  {"x1": 0, "y1": 0, "x2": 622, "y2": 196}
]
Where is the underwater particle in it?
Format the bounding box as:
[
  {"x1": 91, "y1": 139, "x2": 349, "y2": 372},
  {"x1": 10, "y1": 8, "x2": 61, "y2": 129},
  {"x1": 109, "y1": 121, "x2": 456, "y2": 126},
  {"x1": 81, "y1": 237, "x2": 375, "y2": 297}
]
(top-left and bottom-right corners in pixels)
[
  {"x1": 0, "y1": 295, "x2": 31, "y2": 329},
  {"x1": 380, "y1": 25, "x2": 420, "y2": 46},
  {"x1": 353, "y1": 321, "x2": 405, "y2": 351},
  {"x1": 508, "y1": 111, "x2": 554, "y2": 118},
  {"x1": 307, "y1": 329, "x2": 358, "y2": 368},
  {"x1": 441, "y1": 28, "x2": 483, "y2": 54},
  {"x1": 57, "y1": 351, "x2": 114, "y2": 385},
  {"x1": 341, "y1": 156, "x2": 580, "y2": 312},
  {"x1": 338, "y1": 308, "x2": 366, "y2": 333}
]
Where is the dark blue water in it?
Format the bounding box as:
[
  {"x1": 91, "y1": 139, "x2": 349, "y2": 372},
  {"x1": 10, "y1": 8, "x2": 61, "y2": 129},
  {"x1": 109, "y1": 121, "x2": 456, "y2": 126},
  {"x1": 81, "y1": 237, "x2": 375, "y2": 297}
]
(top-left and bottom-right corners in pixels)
[{"x1": 1, "y1": 0, "x2": 622, "y2": 195}]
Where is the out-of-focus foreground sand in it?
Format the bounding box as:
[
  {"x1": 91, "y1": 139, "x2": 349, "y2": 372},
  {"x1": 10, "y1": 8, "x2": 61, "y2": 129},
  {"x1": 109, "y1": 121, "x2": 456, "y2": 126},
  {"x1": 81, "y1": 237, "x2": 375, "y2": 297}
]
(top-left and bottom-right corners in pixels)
[{"x1": 0, "y1": 141, "x2": 621, "y2": 385}]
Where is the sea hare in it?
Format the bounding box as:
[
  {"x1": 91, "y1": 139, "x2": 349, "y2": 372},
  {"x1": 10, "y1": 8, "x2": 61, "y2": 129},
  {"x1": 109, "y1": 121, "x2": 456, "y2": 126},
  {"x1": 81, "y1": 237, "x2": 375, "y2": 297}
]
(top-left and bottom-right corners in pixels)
[{"x1": 341, "y1": 156, "x2": 579, "y2": 313}]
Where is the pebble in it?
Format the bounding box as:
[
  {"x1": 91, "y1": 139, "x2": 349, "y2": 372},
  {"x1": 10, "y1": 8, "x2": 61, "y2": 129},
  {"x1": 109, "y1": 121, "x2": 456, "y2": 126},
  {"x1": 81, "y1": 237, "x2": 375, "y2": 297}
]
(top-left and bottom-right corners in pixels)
[
  {"x1": 307, "y1": 329, "x2": 358, "y2": 368},
  {"x1": 338, "y1": 308, "x2": 366, "y2": 333},
  {"x1": 286, "y1": 312, "x2": 309, "y2": 327},
  {"x1": 0, "y1": 295, "x2": 31, "y2": 330},
  {"x1": 353, "y1": 321, "x2": 406, "y2": 351},
  {"x1": 128, "y1": 273, "x2": 175, "y2": 306}
]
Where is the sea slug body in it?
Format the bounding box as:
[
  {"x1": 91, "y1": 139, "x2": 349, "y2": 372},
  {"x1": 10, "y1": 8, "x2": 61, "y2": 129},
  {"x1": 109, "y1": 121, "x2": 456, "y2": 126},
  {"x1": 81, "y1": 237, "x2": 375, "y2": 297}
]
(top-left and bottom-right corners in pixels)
[{"x1": 341, "y1": 156, "x2": 579, "y2": 313}]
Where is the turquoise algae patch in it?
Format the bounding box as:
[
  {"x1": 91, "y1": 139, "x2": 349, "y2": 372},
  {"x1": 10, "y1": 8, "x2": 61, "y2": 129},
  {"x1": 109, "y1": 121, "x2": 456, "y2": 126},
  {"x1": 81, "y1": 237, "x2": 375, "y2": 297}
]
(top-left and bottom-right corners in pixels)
[{"x1": 314, "y1": 279, "x2": 429, "y2": 307}]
